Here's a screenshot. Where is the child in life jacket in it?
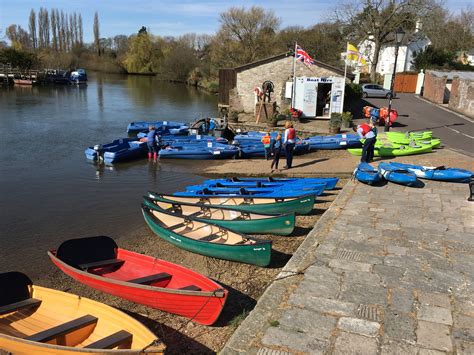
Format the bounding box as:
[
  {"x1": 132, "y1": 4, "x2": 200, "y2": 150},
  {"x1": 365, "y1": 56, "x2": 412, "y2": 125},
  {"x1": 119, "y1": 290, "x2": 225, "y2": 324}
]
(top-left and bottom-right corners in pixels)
[
  {"x1": 261, "y1": 132, "x2": 272, "y2": 160},
  {"x1": 270, "y1": 133, "x2": 282, "y2": 172}
]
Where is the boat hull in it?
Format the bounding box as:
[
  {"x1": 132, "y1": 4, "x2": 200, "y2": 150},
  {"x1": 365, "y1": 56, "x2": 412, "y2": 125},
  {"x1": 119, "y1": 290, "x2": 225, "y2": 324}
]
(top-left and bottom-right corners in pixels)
[
  {"x1": 142, "y1": 197, "x2": 295, "y2": 235},
  {"x1": 389, "y1": 162, "x2": 472, "y2": 183},
  {"x1": 147, "y1": 193, "x2": 316, "y2": 215},
  {"x1": 49, "y1": 248, "x2": 227, "y2": 325},
  {"x1": 142, "y1": 207, "x2": 272, "y2": 267},
  {"x1": 354, "y1": 163, "x2": 383, "y2": 185},
  {"x1": 378, "y1": 162, "x2": 418, "y2": 186}
]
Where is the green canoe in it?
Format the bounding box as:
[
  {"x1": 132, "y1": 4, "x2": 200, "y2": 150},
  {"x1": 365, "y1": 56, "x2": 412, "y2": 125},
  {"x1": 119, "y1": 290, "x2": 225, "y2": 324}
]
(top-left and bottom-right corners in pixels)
[
  {"x1": 142, "y1": 205, "x2": 272, "y2": 267},
  {"x1": 348, "y1": 142, "x2": 432, "y2": 157},
  {"x1": 143, "y1": 196, "x2": 295, "y2": 236},
  {"x1": 379, "y1": 133, "x2": 441, "y2": 148},
  {"x1": 147, "y1": 192, "x2": 315, "y2": 215}
]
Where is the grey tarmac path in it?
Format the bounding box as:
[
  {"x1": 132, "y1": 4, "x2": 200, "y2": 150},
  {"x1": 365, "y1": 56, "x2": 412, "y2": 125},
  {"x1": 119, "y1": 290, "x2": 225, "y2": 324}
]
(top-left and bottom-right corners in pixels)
[
  {"x1": 221, "y1": 179, "x2": 474, "y2": 354},
  {"x1": 364, "y1": 93, "x2": 474, "y2": 157}
]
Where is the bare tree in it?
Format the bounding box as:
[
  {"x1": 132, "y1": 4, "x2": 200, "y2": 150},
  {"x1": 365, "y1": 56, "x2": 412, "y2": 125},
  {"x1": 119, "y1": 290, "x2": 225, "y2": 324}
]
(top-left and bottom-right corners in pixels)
[
  {"x1": 72, "y1": 13, "x2": 78, "y2": 46},
  {"x1": 65, "y1": 15, "x2": 70, "y2": 51},
  {"x1": 37, "y1": 7, "x2": 44, "y2": 48},
  {"x1": 335, "y1": 0, "x2": 436, "y2": 80},
  {"x1": 6, "y1": 24, "x2": 31, "y2": 49},
  {"x1": 29, "y1": 9, "x2": 37, "y2": 49},
  {"x1": 50, "y1": 9, "x2": 58, "y2": 51},
  {"x1": 93, "y1": 12, "x2": 100, "y2": 55},
  {"x1": 43, "y1": 8, "x2": 50, "y2": 48},
  {"x1": 60, "y1": 10, "x2": 66, "y2": 52},
  {"x1": 78, "y1": 14, "x2": 83, "y2": 45}
]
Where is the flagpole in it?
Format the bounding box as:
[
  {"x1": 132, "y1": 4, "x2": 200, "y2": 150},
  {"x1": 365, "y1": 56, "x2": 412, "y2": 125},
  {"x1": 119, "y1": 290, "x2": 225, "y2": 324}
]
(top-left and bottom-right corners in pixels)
[
  {"x1": 291, "y1": 42, "x2": 297, "y2": 109},
  {"x1": 340, "y1": 42, "x2": 348, "y2": 114}
]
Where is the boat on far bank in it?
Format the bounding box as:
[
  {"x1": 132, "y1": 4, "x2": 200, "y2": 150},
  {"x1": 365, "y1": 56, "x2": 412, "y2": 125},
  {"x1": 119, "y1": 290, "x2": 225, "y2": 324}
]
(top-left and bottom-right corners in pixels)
[{"x1": 69, "y1": 69, "x2": 87, "y2": 84}]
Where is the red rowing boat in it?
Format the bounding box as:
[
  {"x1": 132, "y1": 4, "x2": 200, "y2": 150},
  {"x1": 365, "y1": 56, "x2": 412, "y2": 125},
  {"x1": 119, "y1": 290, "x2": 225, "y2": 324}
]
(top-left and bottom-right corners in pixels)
[{"x1": 48, "y1": 236, "x2": 228, "y2": 325}]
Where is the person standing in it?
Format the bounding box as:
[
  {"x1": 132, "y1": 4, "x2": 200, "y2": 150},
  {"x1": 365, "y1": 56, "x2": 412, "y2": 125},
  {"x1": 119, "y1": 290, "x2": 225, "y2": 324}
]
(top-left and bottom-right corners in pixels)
[
  {"x1": 147, "y1": 125, "x2": 159, "y2": 161},
  {"x1": 283, "y1": 121, "x2": 296, "y2": 169},
  {"x1": 353, "y1": 120, "x2": 376, "y2": 163},
  {"x1": 261, "y1": 132, "x2": 272, "y2": 160},
  {"x1": 270, "y1": 133, "x2": 282, "y2": 172}
]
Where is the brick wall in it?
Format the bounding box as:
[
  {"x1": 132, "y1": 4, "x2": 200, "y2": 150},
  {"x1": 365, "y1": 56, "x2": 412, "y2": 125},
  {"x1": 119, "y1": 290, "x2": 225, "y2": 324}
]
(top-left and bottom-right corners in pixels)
[
  {"x1": 448, "y1": 77, "x2": 474, "y2": 118},
  {"x1": 232, "y1": 56, "x2": 342, "y2": 114},
  {"x1": 423, "y1": 71, "x2": 447, "y2": 104}
]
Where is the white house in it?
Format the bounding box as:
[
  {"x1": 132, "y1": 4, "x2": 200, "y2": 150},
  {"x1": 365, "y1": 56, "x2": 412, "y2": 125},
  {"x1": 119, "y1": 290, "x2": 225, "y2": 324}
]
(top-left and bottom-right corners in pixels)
[
  {"x1": 467, "y1": 49, "x2": 474, "y2": 66},
  {"x1": 359, "y1": 22, "x2": 431, "y2": 75}
]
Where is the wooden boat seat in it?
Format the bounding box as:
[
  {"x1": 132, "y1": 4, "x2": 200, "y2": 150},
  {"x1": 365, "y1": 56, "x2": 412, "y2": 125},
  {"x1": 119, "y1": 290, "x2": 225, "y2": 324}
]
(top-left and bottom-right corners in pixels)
[
  {"x1": 128, "y1": 273, "x2": 172, "y2": 285},
  {"x1": 179, "y1": 285, "x2": 202, "y2": 291},
  {"x1": 0, "y1": 298, "x2": 42, "y2": 315},
  {"x1": 84, "y1": 330, "x2": 133, "y2": 349},
  {"x1": 79, "y1": 259, "x2": 125, "y2": 271},
  {"x1": 26, "y1": 314, "x2": 98, "y2": 343}
]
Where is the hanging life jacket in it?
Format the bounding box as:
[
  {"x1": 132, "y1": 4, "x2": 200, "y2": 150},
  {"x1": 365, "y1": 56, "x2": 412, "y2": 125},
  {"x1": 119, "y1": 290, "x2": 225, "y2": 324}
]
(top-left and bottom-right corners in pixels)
[{"x1": 358, "y1": 123, "x2": 371, "y2": 136}]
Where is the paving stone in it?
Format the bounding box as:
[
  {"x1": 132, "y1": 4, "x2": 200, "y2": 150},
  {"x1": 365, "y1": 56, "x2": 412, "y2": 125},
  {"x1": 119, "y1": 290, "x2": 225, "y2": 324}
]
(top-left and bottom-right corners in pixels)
[
  {"x1": 390, "y1": 288, "x2": 414, "y2": 313},
  {"x1": 257, "y1": 348, "x2": 290, "y2": 355},
  {"x1": 380, "y1": 339, "x2": 419, "y2": 355},
  {"x1": 417, "y1": 305, "x2": 453, "y2": 325},
  {"x1": 333, "y1": 331, "x2": 378, "y2": 355},
  {"x1": 384, "y1": 310, "x2": 416, "y2": 343},
  {"x1": 418, "y1": 349, "x2": 447, "y2": 355},
  {"x1": 418, "y1": 292, "x2": 451, "y2": 308},
  {"x1": 337, "y1": 317, "x2": 380, "y2": 337},
  {"x1": 340, "y1": 282, "x2": 387, "y2": 305},
  {"x1": 453, "y1": 328, "x2": 474, "y2": 343},
  {"x1": 278, "y1": 308, "x2": 336, "y2": 340},
  {"x1": 454, "y1": 314, "x2": 474, "y2": 329},
  {"x1": 329, "y1": 259, "x2": 372, "y2": 272},
  {"x1": 373, "y1": 264, "x2": 405, "y2": 287},
  {"x1": 344, "y1": 270, "x2": 381, "y2": 286},
  {"x1": 261, "y1": 326, "x2": 329, "y2": 354},
  {"x1": 416, "y1": 321, "x2": 453, "y2": 352},
  {"x1": 387, "y1": 245, "x2": 408, "y2": 255},
  {"x1": 288, "y1": 293, "x2": 356, "y2": 317},
  {"x1": 456, "y1": 340, "x2": 474, "y2": 354}
]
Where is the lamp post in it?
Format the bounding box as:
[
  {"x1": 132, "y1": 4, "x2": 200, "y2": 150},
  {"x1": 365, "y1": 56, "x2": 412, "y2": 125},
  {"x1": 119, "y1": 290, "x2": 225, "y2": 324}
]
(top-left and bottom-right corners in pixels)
[{"x1": 385, "y1": 27, "x2": 405, "y2": 132}]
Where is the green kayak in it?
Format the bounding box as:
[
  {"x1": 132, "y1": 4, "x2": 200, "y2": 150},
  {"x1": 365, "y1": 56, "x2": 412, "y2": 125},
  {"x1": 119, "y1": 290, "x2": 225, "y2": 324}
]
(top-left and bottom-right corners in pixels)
[
  {"x1": 142, "y1": 196, "x2": 295, "y2": 236},
  {"x1": 348, "y1": 142, "x2": 433, "y2": 157},
  {"x1": 386, "y1": 131, "x2": 432, "y2": 140},
  {"x1": 380, "y1": 132, "x2": 441, "y2": 148},
  {"x1": 142, "y1": 205, "x2": 272, "y2": 267},
  {"x1": 147, "y1": 192, "x2": 315, "y2": 215}
]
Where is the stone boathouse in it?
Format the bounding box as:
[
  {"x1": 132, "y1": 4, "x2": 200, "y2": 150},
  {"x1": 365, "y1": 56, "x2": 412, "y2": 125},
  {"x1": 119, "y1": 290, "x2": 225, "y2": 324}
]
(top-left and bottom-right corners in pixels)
[{"x1": 219, "y1": 52, "x2": 353, "y2": 119}]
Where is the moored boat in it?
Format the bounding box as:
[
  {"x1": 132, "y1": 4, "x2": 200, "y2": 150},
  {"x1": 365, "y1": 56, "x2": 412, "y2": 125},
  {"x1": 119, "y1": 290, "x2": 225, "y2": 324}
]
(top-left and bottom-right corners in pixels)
[
  {"x1": 147, "y1": 192, "x2": 316, "y2": 215},
  {"x1": 69, "y1": 69, "x2": 87, "y2": 84},
  {"x1": 202, "y1": 177, "x2": 339, "y2": 190},
  {"x1": 84, "y1": 138, "x2": 148, "y2": 164},
  {"x1": 127, "y1": 121, "x2": 186, "y2": 134},
  {"x1": 159, "y1": 144, "x2": 239, "y2": 159},
  {"x1": 48, "y1": 236, "x2": 228, "y2": 325},
  {"x1": 142, "y1": 206, "x2": 272, "y2": 267},
  {"x1": 304, "y1": 134, "x2": 362, "y2": 150},
  {"x1": 378, "y1": 162, "x2": 418, "y2": 186},
  {"x1": 142, "y1": 196, "x2": 295, "y2": 235},
  {"x1": 0, "y1": 271, "x2": 164, "y2": 354}
]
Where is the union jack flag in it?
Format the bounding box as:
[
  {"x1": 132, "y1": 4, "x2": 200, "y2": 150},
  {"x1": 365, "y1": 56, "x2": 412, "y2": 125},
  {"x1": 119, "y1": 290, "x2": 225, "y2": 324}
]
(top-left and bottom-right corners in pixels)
[{"x1": 296, "y1": 45, "x2": 315, "y2": 67}]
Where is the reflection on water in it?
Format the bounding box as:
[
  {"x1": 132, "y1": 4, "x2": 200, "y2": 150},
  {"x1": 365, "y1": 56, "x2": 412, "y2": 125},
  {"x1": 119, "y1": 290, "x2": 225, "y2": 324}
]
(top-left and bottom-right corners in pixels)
[{"x1": 0, "y1": 72, "x2": 216, "y2": 278}]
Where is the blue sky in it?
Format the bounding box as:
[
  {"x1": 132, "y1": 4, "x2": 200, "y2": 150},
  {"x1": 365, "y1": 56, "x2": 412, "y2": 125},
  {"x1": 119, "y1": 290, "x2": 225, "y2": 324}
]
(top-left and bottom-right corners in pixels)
[{"x1": 0, "y1": 0, "x2": 471, "y2": 43}]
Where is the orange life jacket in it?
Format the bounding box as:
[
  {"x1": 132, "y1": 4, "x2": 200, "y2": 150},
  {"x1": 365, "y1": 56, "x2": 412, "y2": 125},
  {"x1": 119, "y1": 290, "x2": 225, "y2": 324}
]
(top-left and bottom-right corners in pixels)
[{"x1": 261, "y1": 135, "x2": 271, "y2": 145}]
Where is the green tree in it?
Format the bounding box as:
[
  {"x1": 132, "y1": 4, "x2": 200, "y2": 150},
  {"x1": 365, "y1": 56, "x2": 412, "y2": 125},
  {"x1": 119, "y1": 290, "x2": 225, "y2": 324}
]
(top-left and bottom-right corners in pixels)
[
  {"x1": 123, "y1": 31, "x2": 162, "y2": 73},
  {"x1": 0, "y1": 48, "x2": 38, "y2": 68}
]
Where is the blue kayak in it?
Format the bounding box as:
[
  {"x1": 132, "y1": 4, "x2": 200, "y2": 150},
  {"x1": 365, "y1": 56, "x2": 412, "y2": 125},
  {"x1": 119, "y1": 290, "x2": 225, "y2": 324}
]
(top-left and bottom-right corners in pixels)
[
  {"x1": 388, "y1": 162, "x2": 473, "y2": 183},
  {"x1": 174, "y1": 187, "x2": 321, "y2": 198},
  {"x1": 184, "y1": 183, "x2": 325, "y2": 196},
  {"x1": 304, "y1": 134, "x2": 362, "y2": 150},
  {"x1": 203, "y1": 177, "x2": 339, "y2": 190},
  {"x1": 234, "y1": 131, "x2": 279, "y2": 142},
  {"x1": 127, "y1": 121, "x2": 186, "y2": 134},
  {"x1": 354, "y1": 163, "x2": 383, "y2": 185},
  {"x1": 85, "y1": 138, "x2": 148, "y2": 164},
  {"x1": 159, "y1": 144, "x2": 239, "y2": 159},
  {"x1": 378, "y1": 162, "x2": 418, "y2": 186}
]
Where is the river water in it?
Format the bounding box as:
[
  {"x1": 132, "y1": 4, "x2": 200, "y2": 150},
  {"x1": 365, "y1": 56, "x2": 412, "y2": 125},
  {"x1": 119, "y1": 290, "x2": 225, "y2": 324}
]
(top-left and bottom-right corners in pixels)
[{"x1": 0, "y1": 73, "x2": 217, "y2": 277}]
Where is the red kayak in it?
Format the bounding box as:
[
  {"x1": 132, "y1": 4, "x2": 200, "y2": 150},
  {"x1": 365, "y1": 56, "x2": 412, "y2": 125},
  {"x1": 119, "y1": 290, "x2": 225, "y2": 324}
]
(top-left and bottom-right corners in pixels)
[{"x1": 48, "y1": 236, "x2": 228, "y2": 325}]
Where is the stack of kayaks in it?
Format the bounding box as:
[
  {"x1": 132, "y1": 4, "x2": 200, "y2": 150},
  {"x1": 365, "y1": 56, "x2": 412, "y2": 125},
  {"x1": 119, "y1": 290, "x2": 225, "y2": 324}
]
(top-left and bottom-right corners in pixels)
[
  {"x1": 177, "y1": 184, "x2": 325, "y2": 198},
  {"x1": 49, "y1": 236, "x2": 228, "y2": 325},
  {"x1": 353, "y1": 163, "x2": 383, "y2": 185},
  {"x1": 85, "y1": 138, "x2": 148, "y2": 164},
  {"x1": 378, "y1": 131, "x2": 441, "y2": 149},
  {"x1": 203, "y1": 176, "x2": 339, "y2": 190},
  {"x1": 348, "y1": 141, "x2": 432, "y2": 157},
  {"x1": 388, "y1": 162, "x2": 473, "y2": 183},
  {"x1": 304, "y1": 134, "x2": 362, "y2": 150},
  {"x1": 127, "y1": 121, "x2": 187, "y2": 134},
  {"x1": 0, "y1": 271, "x2": 165, "y2": 353},
  {"x1": 159, "y1": 142, "x2": 239, "y2": 159},
  {"x1": 377, "y1": 162, "x2": 418, "y2": 186}
]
